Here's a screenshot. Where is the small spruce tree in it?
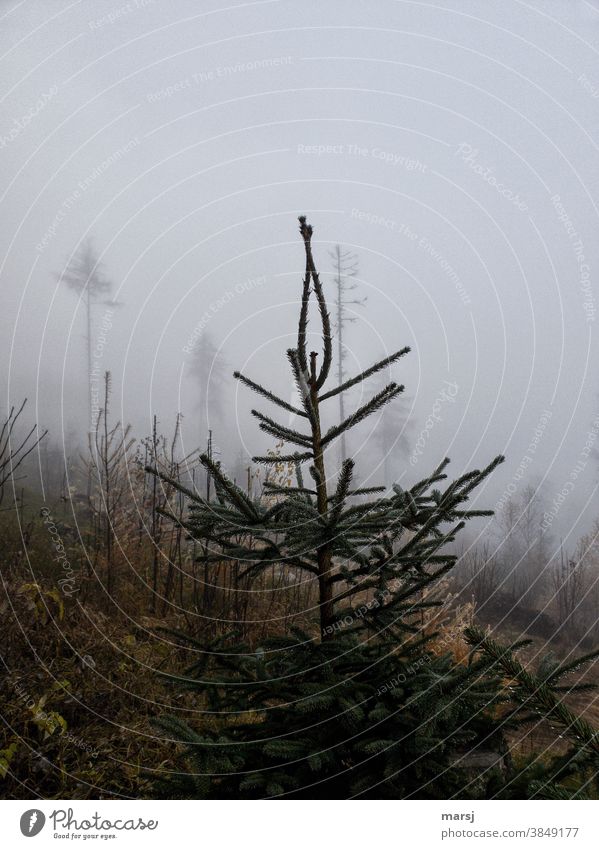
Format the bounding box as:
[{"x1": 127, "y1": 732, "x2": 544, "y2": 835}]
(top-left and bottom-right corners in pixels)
[{"x1": 148, "y1": 217, "x2": 599, "y2": 800}]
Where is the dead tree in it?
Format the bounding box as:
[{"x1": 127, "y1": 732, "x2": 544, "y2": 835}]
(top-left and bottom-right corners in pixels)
[
  {"x1": 58, "y1": 239, "x2": 113, "y2": 434},
  {"x1": 330, "y1": 245, "x2": 364, "y2": 463},
  {"x1": 0, "y1": 399, "x2": 46, "y2": 507},
  {"x1": 552, "y1": 544, "x2": 585, "y2": 639},
  {"x1": 456, "y1": 540, "x2": 501, "y2": 607},
  {"x1": 87, "y1": 372, "x2": 134, "y2": 603}
]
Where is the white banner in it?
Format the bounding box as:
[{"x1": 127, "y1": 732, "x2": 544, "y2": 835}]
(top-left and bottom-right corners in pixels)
[{"x1": 0, "y1": 800, "x2": 597, "y2": 848}]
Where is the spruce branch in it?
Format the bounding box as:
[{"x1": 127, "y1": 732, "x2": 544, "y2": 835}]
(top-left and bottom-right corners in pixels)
[
  {"x1": 251, "y1": 409, "x2": 313, "y2": 448},
  {"x1": 321, "y1": 383, "x2": 404, "y2": 446},
  {"x1": 294, "y1": 455, "x2": 306, "y2": 490},
  {"x1": 286, "y1": 348, "x2": 317, "y2": 425},
  {"x1": 327, "y1": 485, "x2": 386, "y2": 501},
  {"x1": 198, "y1": 452, "x2": 259, "y2": 521},
  {"x1": 458, "y1": 456, "x2": 505, "y2": 500},
  {"x1": 252, "y1": 452, "x2": 313, "y2": 464},
  {"x1": 545, "y1": 648, "x2": 599, "y2": 684},
  {"x1": 328, "y1": 459, "x2": 354, "y2": 527},
  {"x1": 347, "y1": 486, "x2": 387, "y2": 496},
  {"x1": 234, "y1": 371, "x2": 306, "y2": 417},
  {"x1": 320, "y1": 347, "x2": 410, "y2": 401},
  {"x1": 409, "y1": 457, "x2": 451, "y2": 497},
  {"x1": 465, "y1": 626, "x2": 599, "y2": 755},
  {"x1": 145, "y1": 465, "x2": 204, "y2": 503},
  {"x1": 239, "y1": 554, "x2": 318, "y2": 580},
  {"x1": 263, "y1": 482, "x2": 316, "y2": 496}
]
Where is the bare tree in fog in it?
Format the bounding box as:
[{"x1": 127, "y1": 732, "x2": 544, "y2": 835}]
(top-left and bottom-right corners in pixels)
[
  {"x1": 188, "y1": 332, "x2": 228, "y2": 447},
  {"x1": 57, "y1": 239, "x2": 113, "y2": 433},
  {"x1": 492, "y1": 483, "x2": 552, "y2": 609},
  {"x1": 330, "y1": 245, "x2": 364, "y2": 463},
  {"x1": 552, "y1": 545, "x2": 585, "y2": 639},
  {"x1": 372, "y1": 368, "x2": 411, "y2": 485},
  {"x1": 553, "y1": 523, "x2": 599, "y2": 643},
  {"x1": 0, "y1": 399, "x2": 46, "y2": 506},
  {"x1": 456, "y1": 539, "x2": 501, "y2": 607},
  {"x1": 87, "y1": 372, "x2": 134, "y2": 603}
]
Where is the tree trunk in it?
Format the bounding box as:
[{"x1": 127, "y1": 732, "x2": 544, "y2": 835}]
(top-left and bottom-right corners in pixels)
[{"x1": 310, "y1": 369, "x2": 334, "y2": 636}]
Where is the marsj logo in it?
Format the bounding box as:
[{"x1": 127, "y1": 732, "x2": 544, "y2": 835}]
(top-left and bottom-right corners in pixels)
[{"x1": 20, "y1": 810, "x2": 46, "y2": 837}]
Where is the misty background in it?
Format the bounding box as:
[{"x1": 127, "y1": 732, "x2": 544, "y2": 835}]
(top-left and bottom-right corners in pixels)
[{"x1": 2, "y1": 0, "x2": 599, "y2": 554}]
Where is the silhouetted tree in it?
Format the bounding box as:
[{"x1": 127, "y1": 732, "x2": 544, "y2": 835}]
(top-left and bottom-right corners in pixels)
[
  {"x1": 330, "y1": 244, "x2": 364, "y2": 464},
  {"x1": 187, "y1": 332, "x2": 227, "y2": 446},
  {"x1": 58, "y1": 239, "x2": 113, "y2": 433}
]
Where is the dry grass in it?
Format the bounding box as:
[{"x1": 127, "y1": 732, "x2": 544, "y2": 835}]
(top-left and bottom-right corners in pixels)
[{"x1": 0, "y1": 571, "x2": 193, "y2": 799}]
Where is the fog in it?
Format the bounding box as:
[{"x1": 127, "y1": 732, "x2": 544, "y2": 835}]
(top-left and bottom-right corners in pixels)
[{"x1": 2, "y1": 0, "x2": 599, "y2": 547}]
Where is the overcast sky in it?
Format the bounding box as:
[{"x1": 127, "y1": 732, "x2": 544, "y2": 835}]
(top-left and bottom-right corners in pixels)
[{"x1": 2, "y1": 0, "x2": 599, "y2": 546}]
